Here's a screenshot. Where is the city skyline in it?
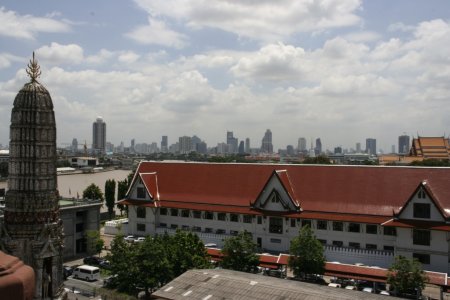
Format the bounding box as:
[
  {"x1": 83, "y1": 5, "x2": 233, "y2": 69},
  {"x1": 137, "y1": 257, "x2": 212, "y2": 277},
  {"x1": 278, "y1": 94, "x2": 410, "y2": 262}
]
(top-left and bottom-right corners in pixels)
[{"x1": 0, "y1": 1, "x2": 450, "y2": 152}]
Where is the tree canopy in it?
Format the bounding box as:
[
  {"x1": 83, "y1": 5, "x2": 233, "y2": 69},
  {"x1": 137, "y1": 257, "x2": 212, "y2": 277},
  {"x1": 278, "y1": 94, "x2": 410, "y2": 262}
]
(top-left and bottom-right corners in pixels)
[
  {"x1": 387, "y1": 256, "x2": 427, "y2": 297},
  {"x1": 105, "y1": 179, "x2": 116, "y2": 219},
  {"x1": 221, "y1": 231, "x2": 259, "y2": 273},
  {"x1": 289, "y1": 225, "x2": 325, "y2": 279},
  {"x1": 82, "y1": 183, "x2": 104, "y2": 201},
  {"x1": 85, "y1": 230, "x2": 104, "y2": 256},
  {"x1": 302, "y1": 155, "x2": 331, "y2": 164}
]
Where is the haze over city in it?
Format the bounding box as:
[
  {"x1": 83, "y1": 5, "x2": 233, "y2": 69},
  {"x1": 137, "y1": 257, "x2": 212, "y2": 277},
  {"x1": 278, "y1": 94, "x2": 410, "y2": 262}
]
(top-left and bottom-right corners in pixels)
[{"x1": 0, "y1": 1, "x2": 449, "y2": 152}]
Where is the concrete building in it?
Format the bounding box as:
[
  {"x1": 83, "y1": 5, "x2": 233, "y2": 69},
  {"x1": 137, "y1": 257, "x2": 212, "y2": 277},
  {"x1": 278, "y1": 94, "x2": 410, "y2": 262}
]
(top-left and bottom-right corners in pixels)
[
  {"x1": 366, "y1": 138, "x2": 377, "y2": 155},
  {"x1": 226, "y1": 131, "x2": 238, "y2": 154},
  {"x1": 399, "y1": 135, "x2": 410, "y2": 155},
  {"x1": 179, "y1": 136, "x2": 192, "y2": 154},
  {"x1": 261, "y1": 129, "x2": 273, "y2": 153},
  {"x1": 356, "y1": 142, "x2": 362, "y2": 153},
  {"x1": 245, "y1": 138, "x2": 250, "y2": 153},
  {"x1": 315, "y1": 138, "x2": 322, "y2": 156},
  {"x1": 161, "y1": 136, "x2": 168, "y2": 153},
  {"x1": 92, "y1": 116, "x2": 106, "y2": 154},
  {"x1": 297, "y1": 138, "x2": 307, "y2": 153},
  {"x1": 121, "y1": 161, "x2": 450, "y2": 274}
]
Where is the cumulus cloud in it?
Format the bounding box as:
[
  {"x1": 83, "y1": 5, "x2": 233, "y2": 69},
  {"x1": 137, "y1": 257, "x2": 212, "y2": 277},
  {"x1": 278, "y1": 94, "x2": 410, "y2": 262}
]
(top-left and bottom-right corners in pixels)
[
  {"x1": 125, "y1": 17, "x2": 188, "y2": 48},
  {"x1": 36, "y1": 43, "x2": 84, "y2": 65},
  {"x1": 0, "y1": 7, "x2": 70, "y2": 40},
  {"x1": 133, "y1": 0, "x2": 362, "y2": 42}
]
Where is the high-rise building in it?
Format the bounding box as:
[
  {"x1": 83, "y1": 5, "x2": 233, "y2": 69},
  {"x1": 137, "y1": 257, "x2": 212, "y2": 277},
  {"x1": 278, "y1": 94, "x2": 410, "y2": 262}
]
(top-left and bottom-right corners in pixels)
[
  {"x1": 398, "y1": 135, "x2": 410, "y2": 154},
  {"x1": 366, "y1": 138, "x2": 377, "y2": 155},
  {"x1": 131, "y1": 138, "x2": 135, "y2": 152},
  {"x1": 238, "y1": 141, "x2": 245, "y2": 154},
  {"x1": 261, "y1": 129, "x2": 273, "y2": 153},
  {"x1": 1, "y1": 54, "x2": 64, "y2": 298},
  {"x1": 315, "y1": 138, "x2": 322, "y2": 156},
  {"x1": 196, "y1": 141, "x2": 207, "y2": 154},
  {"x1": 161, "y1": 136, "x2": 168, "y2": 153},
  {"x1": 191, "y1": 135, "x2": 202, "y2": 152},
  {"x1": 298, "y1": 137, "x2": 307, "y2": 153},
  {"x1": 356, "y1": 142, "x2": 361, "y2": 153},
  {"x1": 179, "y1": 136, "x2": 192, "y2": 154},
  {"x1": 286, "y1": 145, "x2": 295, "y2": 156},
  {"x1": 92, "y1": 116, "x2": 106, "y2": 154},
  {"x1": 245, "y1": 138, "x2": 250, "y2": 153},
  {"x1": 334, "y1": 146, "x2": 342, "y2": 154},
  {"x1": 71, "y1": 138, "x2": 78, "y2": 153},
  {"x1": 226, "y1": 131, "x2": 238, "y2": 154}
]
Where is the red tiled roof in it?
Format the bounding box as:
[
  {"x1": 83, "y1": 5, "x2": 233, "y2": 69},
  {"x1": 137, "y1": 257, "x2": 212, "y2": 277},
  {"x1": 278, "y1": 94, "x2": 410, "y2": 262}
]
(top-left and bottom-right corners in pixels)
[
  {"x1": 140, "y1": 172, "x2": 159, "y2": 200},
  {"x1": 132, "y1": 162, "x2": 450, "y2": 218},
  {"x1": 275, "y1": 170, "x2": 300, "y2": 207},
  {"x1": 382, "y1": 219, "x2": 450, "y2": 232}
]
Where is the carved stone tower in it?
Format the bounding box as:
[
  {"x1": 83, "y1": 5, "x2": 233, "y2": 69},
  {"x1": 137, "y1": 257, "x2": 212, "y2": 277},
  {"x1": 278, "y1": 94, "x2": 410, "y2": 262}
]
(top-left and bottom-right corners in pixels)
[{"x1": 1, "y1": 54, "x2": 64, "y2": 299}]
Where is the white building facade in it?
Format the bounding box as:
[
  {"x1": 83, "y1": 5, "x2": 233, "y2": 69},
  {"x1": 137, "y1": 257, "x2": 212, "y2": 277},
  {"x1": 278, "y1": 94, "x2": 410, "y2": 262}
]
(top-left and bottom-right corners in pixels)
[{"x1": 121, "y1": 162, "x2": 450, "y2": 274}]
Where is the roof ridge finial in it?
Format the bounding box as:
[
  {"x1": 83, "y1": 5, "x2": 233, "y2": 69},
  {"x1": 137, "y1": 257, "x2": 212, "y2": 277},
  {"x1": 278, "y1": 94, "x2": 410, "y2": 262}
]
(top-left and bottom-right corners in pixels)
[{"x1": 26, "y1": 52, "x2": 41, "y2": 83}]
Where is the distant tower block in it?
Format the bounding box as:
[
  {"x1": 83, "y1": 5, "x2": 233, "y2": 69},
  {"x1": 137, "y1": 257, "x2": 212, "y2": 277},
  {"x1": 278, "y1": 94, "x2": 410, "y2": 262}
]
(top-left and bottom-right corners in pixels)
[{"x1": 0, "y1": 53, "x2": 65, "y2": 299}]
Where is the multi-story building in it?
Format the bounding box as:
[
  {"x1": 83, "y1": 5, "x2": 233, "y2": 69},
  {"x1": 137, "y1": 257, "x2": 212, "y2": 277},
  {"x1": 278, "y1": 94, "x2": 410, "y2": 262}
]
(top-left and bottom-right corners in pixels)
[
  {"x1": 399, "y1": 135, "x2": 410, "y2": 155},
  {"x1": 297, "y1": 138, "x2": 307, "y2": 153},
  {"x1": 179, "y1": 136, "x2": 192, "y2": 154},
  {"x1": 356, "y1": 142, "x2": 361, "y2": 153},
  {"x1": 122, "y1": 161, "x2": 450, "y2": 274},
  {"x1": 245, "y1": 138, "x2": 250, "y2": 153},
  {"x1": 261, "y1": 129, "x2": 273, "y2": 153},
  {"x1": 366, "y1": 138, "x2": 377, "y2": 155},
  {"x1": 161, "y1": 136, "x2": 168, "y2": 153},
  {"x1": 314, "y1": 138, "x2": 322, "y2": 156},
  {"x1": 226, "y1": 131, "x2": 238, "y2": 154},
  {"x1": 92, "y1": 116, "x2": 106, "y2": 154}
]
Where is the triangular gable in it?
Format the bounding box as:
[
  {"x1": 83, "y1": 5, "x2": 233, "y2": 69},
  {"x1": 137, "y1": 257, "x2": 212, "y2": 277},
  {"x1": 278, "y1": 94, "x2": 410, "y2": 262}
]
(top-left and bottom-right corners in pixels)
[
  {"x1": 140, "y1": 172, "x2": 159, "y2": 200},
  {"x1": 126, "y1": 171, "x2": 159, "y2": 206},
  {"x1": 253, "y1": 170, "x2": 300, "y2": 212},
  {"x1": 396, "y1": 180, "x2": 447, "y2": 221}
]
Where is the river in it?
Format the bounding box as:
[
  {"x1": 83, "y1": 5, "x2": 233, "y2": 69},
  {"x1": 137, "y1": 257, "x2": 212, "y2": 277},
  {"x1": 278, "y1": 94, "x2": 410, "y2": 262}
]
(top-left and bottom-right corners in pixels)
[{"x1": 0, "y1": 169, "x2": 132, "y2": 199}]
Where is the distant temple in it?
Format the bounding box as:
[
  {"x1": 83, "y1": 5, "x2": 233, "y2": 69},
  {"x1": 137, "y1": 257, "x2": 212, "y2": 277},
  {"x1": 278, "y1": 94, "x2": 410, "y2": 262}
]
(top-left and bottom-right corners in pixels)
[
  {"x1": 0, "y1": 54, "x2": 64, "y2": 299},
  {"x1": 409, "y1": 136, "x2": 450, "y2": 160}
]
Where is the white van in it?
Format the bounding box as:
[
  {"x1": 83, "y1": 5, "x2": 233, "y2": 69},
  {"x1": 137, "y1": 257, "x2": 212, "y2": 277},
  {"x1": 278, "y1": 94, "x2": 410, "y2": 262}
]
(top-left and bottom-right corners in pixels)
[{"x1": 73, "y1": 265, "x2": 100, "y2": 281}]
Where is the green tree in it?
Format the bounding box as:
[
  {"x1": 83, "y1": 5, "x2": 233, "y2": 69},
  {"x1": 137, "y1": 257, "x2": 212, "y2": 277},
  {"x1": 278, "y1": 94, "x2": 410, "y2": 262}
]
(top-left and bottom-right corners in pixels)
[
  {"x1": 387, "y1": 256, "x2": 427, "y2": 297},
  {"x1": 221, "y1": 231, "x2": 259, "y2": 273},
  {"x1": 117, "y1": 171, "x2": 134, "y2": 215},
  {"x1": 289, "y1": 225, "x2": 325, "y2": 279},
  {"x1": 82, "y1": 183, "x2": 104, "y2": 201},
  {"x1": 105, "y1": 179, "x2": 116, "y2": 219},
  {"x1": 163, "y1": 230, "x2": 210, "y2": 277},
  {"x1": 302, "y1": 155, "x2": 331, "y2": 164},
  {"x1": 85, "y1": 230, "x2": 104, "y2": 256}
]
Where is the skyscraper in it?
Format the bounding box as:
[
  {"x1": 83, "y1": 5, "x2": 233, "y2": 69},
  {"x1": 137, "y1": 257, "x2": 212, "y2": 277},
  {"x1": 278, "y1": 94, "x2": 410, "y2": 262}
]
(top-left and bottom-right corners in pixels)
[
  {"x1": 131, "y1": 138, "x2": 135, "y2": 152},
  {"x1": 315, "y1": 138, "x2": 322, "y2": 156},
  {"x1": 398, "y1": 135, "x2": 410, "y2": 154},
  {"x1": 161, "y1": 136, "x2": 168, "y2": 153},
  {"x1": 356, "y1": 142, "x2": 361, "y2": 153},
  {"x1": 261, "y1": 129, "x2": 273, "y2": 153},
  {"x1": 238, "y1": 141, "x2": 245, "y2": 154},
  {"x1": 72, "y1": 138, "x2": 78, "y2": 153},
  {"x1": 366, "y1": 138, "x2": 377, "y2": 155},
  {"x1": 92, "y1": 116, "x2": 106, "y2": 154},
  {"x1": 226, "y1": 131, "x2": 238, "y2": 154},
  {"x1": 179, "y1": 136, "x2": 192, "y2": 154},
  {"x1": 245, "y1": 138, "x2": 250, "y2": 153},
  {"x1": 1, "y1": 54, "x2": 64, "y2": 298},
  {"x1": 298, "y1": 137, "x2": 307, "y2": 153}
]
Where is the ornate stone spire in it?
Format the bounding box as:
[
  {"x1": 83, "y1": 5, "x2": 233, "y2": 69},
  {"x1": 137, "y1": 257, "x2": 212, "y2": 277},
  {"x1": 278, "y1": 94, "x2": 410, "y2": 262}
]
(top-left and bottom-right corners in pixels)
[{"x1": 26, "y1": 52, "x2": 41, "y2": 83}]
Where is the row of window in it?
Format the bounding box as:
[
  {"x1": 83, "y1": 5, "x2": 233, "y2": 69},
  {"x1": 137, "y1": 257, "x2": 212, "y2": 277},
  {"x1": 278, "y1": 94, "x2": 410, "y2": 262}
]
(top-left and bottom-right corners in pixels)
[{"x1": 322, "y1": 239, "x2": 394, "y2": 251}]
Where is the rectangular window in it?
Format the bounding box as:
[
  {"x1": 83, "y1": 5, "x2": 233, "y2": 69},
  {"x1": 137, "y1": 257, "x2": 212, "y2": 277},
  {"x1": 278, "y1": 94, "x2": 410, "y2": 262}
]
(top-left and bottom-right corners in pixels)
[
  {"x1": 383, "y1": 245, "x2": 394, "y2": 251},
  {"x1": 332, "y1": 241, "x2": 343, "y2": 247},
  {"x1": 160, "y1": 208, "x2": 167, "y2": 215},
  {"x1": 366, "y1": 224, "x2": 378, "y2": 234},
  {"x1": 413, "y1": 253, "x2": 430, "y2": 265},
  {"x1": 270, "y1": 238, "x2": 282, "y2": 244},
  {"x1": 171, "y1": 209, "x2": 178, "y2": 217},
  {"x1": 332, "y1": 221, "x2": 343, "y2": 231},
  {"x1": 181, "y1": 209, "x2": 190, "y2": 218},
  {"x1": 366, "y1": 244, "x2": 377, "y2": 250},
  {"x1": 159, "y1": 223, "x2": 167, "y2": 228},
  {"x1": 302, "y1": 220, "x2": 312, "y2": 228},
  {"x1": 193, "y1": 210, "x2": 201, "y2": 219},
  {"x1": 290, "y1": 218, "x2": 296, "y2": 227},
  {"x1": 317, "y1": 220, "x2": 327, "y2": 230},
  {"x1": 383, "y1": 227, "x2": 396, "y2": 236},
  {"x1": 230, "y1": 214, "x2": 239, "y2": 222},
  {"x1": 181, "y1": 225, "x2": 190, "y2": 231},
  {"x1": 269, "y1": 217, "x2": 283, "y2": 234},
  {"x1": 75, "y1": 223, "x2": 84, "y2": 233},
  {"x1": 204, "y1": 211, "x2": 214, "y2": 220},
  {"x1": 218, "y1": 213, "x2": 226, "y2": 221},
  {"x1": 136, "y1": 207, "x2": 146, "y2": 219},
  {"x1": 318, "y1": 239, "x2": 327, "y2": 245},
  {"x1": 192, "y1": 226, "x2": 201, "y2": 232},
  {"x1": 243, "y1": 215, "x2": 252, "y2": 223},
  {"x1": 230, "y1": 230, "x2": 238, "y2": 236},
  {"x1": 204, "y1": 228, "x2": 213, "y2": 233},
  {"x1": 216, "y1": 229, "x2": 226, "y2": 234},
  {"x1": 413, "y1": 203, "x2": 431, "y2": 219},
  {"x1": 348, "y1": 223, "x2": 360, "y2": 233},
  {"x1": 136, "y1": 223, "x2": 145, "y2": 232},
  {"x1": 170, "y1": 224, "x2": 178, "y2": 229},
  {"x1": 413, "y1": 229, "x2": 431, "y2": 246},
  {"x1": 349, "y1": 242, "x2": 360, "y2": 249},
  {"x1": 136, "y1": 187, "x2": 146, "y2": 199},
  {"x1": 257, "y1": 216, "x2": 262, "y2": 224}
]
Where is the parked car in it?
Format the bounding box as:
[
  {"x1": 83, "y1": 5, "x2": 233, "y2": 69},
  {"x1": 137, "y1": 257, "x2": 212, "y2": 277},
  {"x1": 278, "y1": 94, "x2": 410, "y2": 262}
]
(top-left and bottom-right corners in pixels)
[
  {"x1": 344, "y1": 285, "x2": 357, "y2": 290},
  {"x1": 362, "y1": 287, "x2": 374, "y2": 293},
  {"x1": 124, "y1": 235, "x2": 136, "y2": 242},
  {"x1": 328, "y1": 283, "x2": 341, "y2": 288},
  {"x1": 99, "y1": 260, "x2": 111, "y2": 269},
  {"x1": 83, "y1": 256, "x2": 103, "y2": 266},
  {"x1": 63, "y1": 265, "x2": 73, "y2": 280},
  {"x1": 379, "y1": 290, "x2": 390, "y2": 296},
  {"x1": 134, "y1": 237, "x2": 145, "y2": 243}
]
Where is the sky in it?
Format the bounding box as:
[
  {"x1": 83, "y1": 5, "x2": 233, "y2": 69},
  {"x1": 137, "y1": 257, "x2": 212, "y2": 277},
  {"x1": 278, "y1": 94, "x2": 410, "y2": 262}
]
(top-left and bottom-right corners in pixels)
[{"x1": 0, "y1": 0, "x2": 449, "y2": 153}]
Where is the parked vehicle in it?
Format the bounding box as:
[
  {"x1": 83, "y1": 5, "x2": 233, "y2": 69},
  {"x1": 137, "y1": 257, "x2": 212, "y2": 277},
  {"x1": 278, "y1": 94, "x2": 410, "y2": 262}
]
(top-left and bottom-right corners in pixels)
[
  {"x1": 124, "y1": 235, "x2": 135, "y2": 242},
  {"x1": 344, "y1": 285, "x2": 357, "y2": 290},
  {"x1": 99, "y1": 260, "x2": 111, "y2": 269},
  {"x1": 134, "y1": 237, "x2": 145, "y2": 243},
  {"x1": 83, "y1": 256, "x2": 103, "y2": 266},
  {"x1": 103, "y1": 274, "x2": 118, "y2": 288},
  {"x1": 328, "y1": 283, "x2": 341, "y2": 288},
  {"x1": 362, "y1": 287, "x2": 374, "y2": 293},
  {"x1": 63, "y1": 266, "x2": 73, "y2": 280},
  {"x1": 379, "y1": 290, "x2": 390, "y2": 296},
  {"x1": 73, "y1": 265, "x2": 100, "y2": 281}
]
